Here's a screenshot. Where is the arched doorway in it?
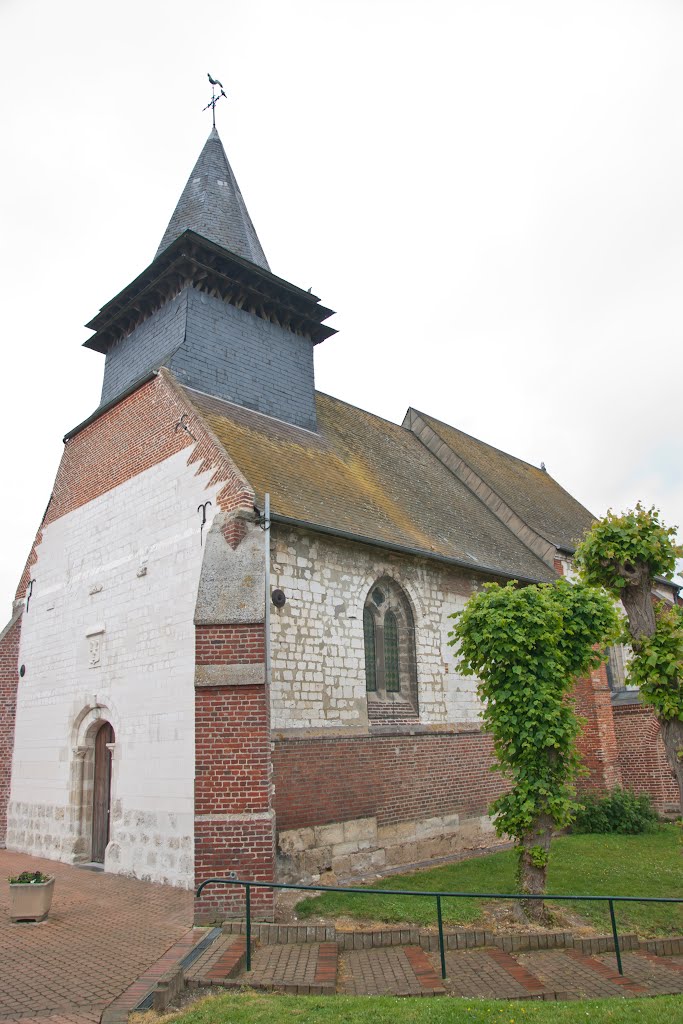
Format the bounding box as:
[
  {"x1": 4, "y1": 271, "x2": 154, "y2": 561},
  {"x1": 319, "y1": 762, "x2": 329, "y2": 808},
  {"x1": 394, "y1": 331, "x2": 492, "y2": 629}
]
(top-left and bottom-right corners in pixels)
[{"x1": 91, "y1": 722, "x2": 114, "y2": 863}]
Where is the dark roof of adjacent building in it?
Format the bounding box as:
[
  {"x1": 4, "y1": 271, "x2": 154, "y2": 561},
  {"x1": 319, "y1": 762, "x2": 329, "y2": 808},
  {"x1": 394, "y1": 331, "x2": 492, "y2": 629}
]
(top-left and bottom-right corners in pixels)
[
  {"x1": 155, "y1": 127, "x2": 270, "y2": 269},
  {"x1": 415, "y1": 411, "x2": 595, "y2": 552},
  {"x1": 183, "y1": 385, "x2": 558, "y2": 583}
]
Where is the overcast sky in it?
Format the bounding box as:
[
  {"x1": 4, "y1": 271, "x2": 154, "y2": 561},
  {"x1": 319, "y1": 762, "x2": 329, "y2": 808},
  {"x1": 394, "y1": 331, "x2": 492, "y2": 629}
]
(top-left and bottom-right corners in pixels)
[{"x1": 0, "y1": 0, "x2": 681, "y2": 613}]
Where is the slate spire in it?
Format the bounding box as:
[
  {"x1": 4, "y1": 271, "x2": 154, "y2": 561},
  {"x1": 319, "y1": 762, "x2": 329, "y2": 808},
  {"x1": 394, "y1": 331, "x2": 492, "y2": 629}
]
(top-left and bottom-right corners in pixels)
[{"x1": 155, "y1": 127, "x2": 270, "y2": 270}]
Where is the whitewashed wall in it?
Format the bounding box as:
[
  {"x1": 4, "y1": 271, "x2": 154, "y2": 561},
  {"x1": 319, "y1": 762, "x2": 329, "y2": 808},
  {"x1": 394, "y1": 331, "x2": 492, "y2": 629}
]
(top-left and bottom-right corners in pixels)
[
  {"x1": 269, "y1": 527, "x2": 484, "y2": 733},
  {"x1": 7, "y1": 447, "x2": 219, "y2": 887}
]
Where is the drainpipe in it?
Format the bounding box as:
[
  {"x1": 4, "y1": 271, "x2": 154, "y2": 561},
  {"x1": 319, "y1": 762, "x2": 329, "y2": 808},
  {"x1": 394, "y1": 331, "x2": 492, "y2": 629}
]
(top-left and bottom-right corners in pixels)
[{"x1": 264, "y1": 493, "x2": 271, "y2": 687}]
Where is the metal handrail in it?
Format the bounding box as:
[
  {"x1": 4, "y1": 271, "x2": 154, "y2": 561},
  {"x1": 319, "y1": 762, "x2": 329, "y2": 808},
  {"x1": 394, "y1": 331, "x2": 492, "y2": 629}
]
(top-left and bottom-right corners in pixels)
[{"x1": 196, "y1": 876, "x2": 683, "y2": 979}]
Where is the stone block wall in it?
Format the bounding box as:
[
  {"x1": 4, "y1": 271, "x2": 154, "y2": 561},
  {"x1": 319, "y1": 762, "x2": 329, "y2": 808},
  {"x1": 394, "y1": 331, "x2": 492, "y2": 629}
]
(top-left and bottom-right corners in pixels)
[{"x1": 269, "y1": 528, "x2": 482, "y2": 733}]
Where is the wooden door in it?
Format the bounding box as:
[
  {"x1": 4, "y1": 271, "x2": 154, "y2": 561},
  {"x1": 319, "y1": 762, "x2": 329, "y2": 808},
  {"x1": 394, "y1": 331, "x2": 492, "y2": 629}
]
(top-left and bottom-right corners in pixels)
[{"x1": 92, "y1": 722, "x2": 114, "y2": 863}]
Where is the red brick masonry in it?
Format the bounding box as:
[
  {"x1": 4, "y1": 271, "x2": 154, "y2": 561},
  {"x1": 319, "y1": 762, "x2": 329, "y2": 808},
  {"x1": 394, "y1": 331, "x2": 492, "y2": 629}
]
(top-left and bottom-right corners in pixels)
[
  {"x1": 194, "y1": 617, "x2": 274, "y2": 922},
  {"x1": 613, "y1": 702, "x2": 680, "y2": 812},
  {"x1": 0, "y1": 612, "x2": 20, "y2": 843},
  {"x1": 272, "y1": 730, "x2": 507, "y2": 832},
  {"x1": 574, "y1": 663, "x2": 622, "y2": 794},
  {"x1": 195, "y1": 624, "x2": 265, "y2": 665}
]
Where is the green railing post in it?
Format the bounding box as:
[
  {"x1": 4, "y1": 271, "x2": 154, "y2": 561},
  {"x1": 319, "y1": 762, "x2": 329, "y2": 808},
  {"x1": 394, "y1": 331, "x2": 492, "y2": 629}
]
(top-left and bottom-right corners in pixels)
[
  {"x1": 436, "y1": 895, "x2": 447, "y2": 979},
  {"x1": 608, "y1": 898, "x2": 623, "y2": 976},
  {"x1": 245, "y1": 883, "x2": 252, "y2": 972}
]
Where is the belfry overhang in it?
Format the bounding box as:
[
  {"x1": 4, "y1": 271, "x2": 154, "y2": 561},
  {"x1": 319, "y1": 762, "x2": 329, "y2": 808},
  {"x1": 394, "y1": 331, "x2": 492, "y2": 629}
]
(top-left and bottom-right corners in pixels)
[{"x1": 83, "y1": 230, "x2": 336, "y2": 353}]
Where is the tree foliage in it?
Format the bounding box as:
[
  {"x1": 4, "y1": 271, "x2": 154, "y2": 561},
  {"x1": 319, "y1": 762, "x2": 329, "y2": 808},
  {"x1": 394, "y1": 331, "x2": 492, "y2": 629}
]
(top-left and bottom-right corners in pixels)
[
  {"x1": 449, "y1": 579, "x2": 619, "y2": 843},
  {"x1": 627, "y1": 603, "x2": 683, "y2": 720},
  {"x1": 574, "y1": 504, "x2": 681, "y2": 593},
  {"x1": 574, "y1": 504, "x2": 683, "y2": 809}
]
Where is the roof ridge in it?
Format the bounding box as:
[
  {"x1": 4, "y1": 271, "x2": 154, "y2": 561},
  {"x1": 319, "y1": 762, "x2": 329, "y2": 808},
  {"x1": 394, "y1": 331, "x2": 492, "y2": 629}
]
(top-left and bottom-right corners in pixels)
[
  {"x1": 411, "y1": 407, "x2": 594, "y2": 552},
  {"x1": 314, "y1": 388, "x2": 412, "y2": 434},
  {"x1": 412, "y1": 407, "x2": 547, "y2": 476}
]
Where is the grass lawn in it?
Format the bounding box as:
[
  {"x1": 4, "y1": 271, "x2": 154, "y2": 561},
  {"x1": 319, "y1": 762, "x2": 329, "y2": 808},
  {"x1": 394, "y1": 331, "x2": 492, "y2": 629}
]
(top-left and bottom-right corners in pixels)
[
  {"x1": 141, "y1": 990, "x2": 683, "y2": 1024},
  {"x1": 295, "y1": 826, "x2": 683, "y2": 936}
]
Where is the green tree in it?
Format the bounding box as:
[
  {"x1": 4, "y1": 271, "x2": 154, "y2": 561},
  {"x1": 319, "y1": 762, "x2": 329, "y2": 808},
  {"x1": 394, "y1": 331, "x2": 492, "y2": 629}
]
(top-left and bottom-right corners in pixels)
[
  {"x1": 574, "y1": 504, "x2": 683, "y2": 809},
  {"x1": 448, "y1": 579, "x2": 619, "y2": 922}
]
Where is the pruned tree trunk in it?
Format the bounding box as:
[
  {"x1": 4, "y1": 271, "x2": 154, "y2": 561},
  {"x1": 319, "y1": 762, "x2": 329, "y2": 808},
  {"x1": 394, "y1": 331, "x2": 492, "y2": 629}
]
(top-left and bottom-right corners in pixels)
[
  {"x1": 619, "y1": 561, "x2": 683, "y2": 812},
  {"x1": 619, "y1": 563, "x2": 657, "y2": 640},
  {"x1": 518, "y1": 813, "x2": 554, "y2": 924},
  {"x1": 660, "y1": 718, "x2": 683, "y2": 812}
]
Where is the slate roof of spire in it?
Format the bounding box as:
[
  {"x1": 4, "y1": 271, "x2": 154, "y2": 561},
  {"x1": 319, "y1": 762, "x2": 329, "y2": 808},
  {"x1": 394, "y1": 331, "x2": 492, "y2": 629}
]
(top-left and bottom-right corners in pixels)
[{"x1": 155, "y1": 127, "x2": 270, "y2": 269}]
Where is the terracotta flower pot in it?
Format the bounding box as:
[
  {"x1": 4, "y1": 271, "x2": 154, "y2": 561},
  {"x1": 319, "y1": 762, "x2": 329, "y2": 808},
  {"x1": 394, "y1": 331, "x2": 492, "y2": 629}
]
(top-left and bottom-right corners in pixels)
[{"x1": 8, "y1": 876, "x2": 55, "y2": 922}]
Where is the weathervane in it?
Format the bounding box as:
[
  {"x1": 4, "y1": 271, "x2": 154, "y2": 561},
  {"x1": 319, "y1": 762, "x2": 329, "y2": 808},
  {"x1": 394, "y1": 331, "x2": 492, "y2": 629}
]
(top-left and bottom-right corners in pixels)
[{"x1": 203, "y1": 73, "x2": 227, "y2": 129}]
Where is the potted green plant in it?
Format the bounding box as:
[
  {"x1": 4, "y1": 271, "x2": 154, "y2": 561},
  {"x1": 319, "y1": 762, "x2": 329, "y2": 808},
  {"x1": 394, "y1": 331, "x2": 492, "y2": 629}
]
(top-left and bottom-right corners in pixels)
[{"x1": 8, "y1": 870, "x2": 55, "y2": 922}]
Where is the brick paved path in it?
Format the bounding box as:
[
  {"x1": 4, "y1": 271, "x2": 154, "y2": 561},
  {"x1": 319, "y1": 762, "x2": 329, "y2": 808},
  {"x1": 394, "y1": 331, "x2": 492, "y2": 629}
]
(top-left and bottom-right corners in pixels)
[{"x1": 0, "y1": 850, "x2": 193, "y2": 1024}]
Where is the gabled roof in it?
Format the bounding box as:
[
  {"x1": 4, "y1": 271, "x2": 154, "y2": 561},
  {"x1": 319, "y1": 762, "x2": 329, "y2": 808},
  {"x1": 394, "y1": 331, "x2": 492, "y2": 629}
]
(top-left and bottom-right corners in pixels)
[
  {"x1": 155, "y1": 127, "x2": 270, "y2": 269},
  {"x1": 408, "y1": 410, "x2": 595, "y2": 554},
  {"x1": 183, "y1": 385, "x2": 558, "y2": 584}
]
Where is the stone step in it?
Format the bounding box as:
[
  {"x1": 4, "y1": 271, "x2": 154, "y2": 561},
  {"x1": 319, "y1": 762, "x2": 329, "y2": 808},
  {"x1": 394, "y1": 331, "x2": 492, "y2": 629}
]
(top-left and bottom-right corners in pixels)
[
  {"x1": 229, "y1": 942, "x2": 339, "y2": 995},
  {"x1": 185, "y1": 934, "x2": 247, "y2": 986},
  {"x1": 182, "y1": 935, "x2": 683, "y2": 1002},
  {"x1": 341, "y1": 945, "x2": 446, "y2": 997}
]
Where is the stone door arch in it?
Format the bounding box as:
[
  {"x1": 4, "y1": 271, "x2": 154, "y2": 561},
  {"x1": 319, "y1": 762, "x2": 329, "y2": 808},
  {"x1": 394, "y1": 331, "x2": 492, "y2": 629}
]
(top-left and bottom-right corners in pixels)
[{"x1": 70, "y1": 703, "x2": 118, "y2": 864}]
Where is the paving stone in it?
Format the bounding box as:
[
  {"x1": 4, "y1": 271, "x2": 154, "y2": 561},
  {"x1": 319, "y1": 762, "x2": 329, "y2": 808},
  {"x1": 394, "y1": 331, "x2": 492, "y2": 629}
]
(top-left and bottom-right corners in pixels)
[
  {"x1": 435, "y1": 949, "x2": 545, "y2": 1000},
  {"x1": 229, "y1": 943, "x2": 337, "y2": 994},
  {"x1": 518, "y1": 949, "x2": 644, "y2": 1000},
  {"x1": 0, "y1": 850, "x2": 192, "y2": 1023},
  {"x1": 341, "y1": 946, "x2": 444, "y2": 996}
]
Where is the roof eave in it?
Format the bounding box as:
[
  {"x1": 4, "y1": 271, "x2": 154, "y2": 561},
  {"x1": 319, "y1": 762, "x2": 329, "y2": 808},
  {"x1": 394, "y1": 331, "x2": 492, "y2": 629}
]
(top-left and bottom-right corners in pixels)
[
  {"x1": 83, "y1": 230, "x2": 336, "y2": 353},
  {"x1": 268, "y1": 511, "x2": 555, "y2": 585}
]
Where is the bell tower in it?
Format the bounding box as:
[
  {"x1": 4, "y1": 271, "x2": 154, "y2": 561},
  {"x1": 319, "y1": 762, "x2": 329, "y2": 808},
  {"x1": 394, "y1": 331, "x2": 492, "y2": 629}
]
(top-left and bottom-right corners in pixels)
[{"x1": 84, "y1": 127, "x2": 335, "y2": 431}]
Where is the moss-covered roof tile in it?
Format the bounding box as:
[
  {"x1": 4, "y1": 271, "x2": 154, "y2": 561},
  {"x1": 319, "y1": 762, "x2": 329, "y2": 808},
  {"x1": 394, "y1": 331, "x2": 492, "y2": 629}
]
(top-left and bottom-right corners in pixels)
[{"x1": 184, "y1": 386, "x2": 557, "y2": 583}]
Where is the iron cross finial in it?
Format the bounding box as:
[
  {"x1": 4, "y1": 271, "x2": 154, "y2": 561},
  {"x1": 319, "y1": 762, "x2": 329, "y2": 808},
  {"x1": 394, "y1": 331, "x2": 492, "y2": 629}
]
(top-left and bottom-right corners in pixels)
[{"x1": 203, "y1": 73, "x2": 227, "y2": 129}]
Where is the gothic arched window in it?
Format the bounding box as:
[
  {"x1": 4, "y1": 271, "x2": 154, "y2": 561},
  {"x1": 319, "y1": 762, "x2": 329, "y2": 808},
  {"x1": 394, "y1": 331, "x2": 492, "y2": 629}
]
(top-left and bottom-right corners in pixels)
[{"x1": 363, "y1": 578, "x2": 418, "y2": 710}]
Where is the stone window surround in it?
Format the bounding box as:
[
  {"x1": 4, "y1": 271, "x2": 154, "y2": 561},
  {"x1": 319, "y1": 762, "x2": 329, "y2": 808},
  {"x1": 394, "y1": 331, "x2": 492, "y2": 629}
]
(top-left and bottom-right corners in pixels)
[{"x1": 363, "y1": 576, "x2": 419, "y2": 710}]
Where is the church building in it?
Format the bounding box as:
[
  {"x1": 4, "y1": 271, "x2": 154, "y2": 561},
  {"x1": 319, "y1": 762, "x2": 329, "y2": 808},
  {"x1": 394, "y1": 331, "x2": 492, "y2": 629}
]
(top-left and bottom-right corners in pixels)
[{"x1": 0, "y1": 125, "x2": 678, "y2": 922}]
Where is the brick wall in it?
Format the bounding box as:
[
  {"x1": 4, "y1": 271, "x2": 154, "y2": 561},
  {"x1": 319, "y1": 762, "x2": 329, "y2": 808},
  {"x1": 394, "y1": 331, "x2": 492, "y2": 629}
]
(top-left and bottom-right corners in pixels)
[
  {"x1": 612, "y1": 702, "x2": 680, "y2": 812},
  {"x1": 16, "y1": 370, "x2": 253, "y2": 601},
  {"x1": 195, "y1": 624, "x2": 265, "y2": 665},
  {"x1": 273, "y1": 730, "x2": 506, "y2": 832},
  {"x1": 194, "y1": 621, "x2": 274, "y2": 922},
  {"x1": 573, "y1": 662, "x2": 622, "y2": 794},
  {"x1": 0, "y1": 613, "x2": 20, "y2": 844}
]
